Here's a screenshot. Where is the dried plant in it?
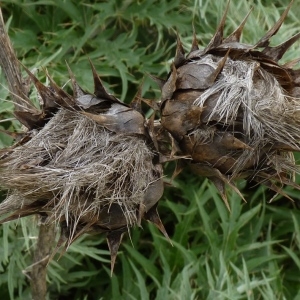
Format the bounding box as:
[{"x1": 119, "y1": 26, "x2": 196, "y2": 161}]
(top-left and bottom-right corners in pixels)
[
  {"x1": 1, "y1": 0, "x2": 300, "y2": 280},
  {"x1": 0, "y1": 63, "x2": 164, "y2": 272},
  {"x1": 160, "y1": 2, "x2": 300, "y2": 209}
]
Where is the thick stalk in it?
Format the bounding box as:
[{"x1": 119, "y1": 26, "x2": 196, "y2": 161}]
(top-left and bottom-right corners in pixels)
[{"x1": 30, "y1": 222, "x2": 56, "y2": 300}]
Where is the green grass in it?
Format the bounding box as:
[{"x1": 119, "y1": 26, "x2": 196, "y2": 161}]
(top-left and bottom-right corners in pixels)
[{"x1": 1, "y1": 0, "x2": 300, "y2": 299}]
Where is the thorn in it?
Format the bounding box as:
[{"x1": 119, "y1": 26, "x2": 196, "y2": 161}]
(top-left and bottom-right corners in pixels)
[
  {"x1": 148, "y1": 112, "x2": 159, "y2": 150},
  {"x1": 174, "y1": 33, "x2": 186, "y2": 68},
  {"x1": 137, "y1": 203, "x2": 146, "y2": 227},
  {"x1": 192, "y1": 164, "x2": 246, "y2": 205},
  {"x1": 254, "y1": 0, "x2": 294, "y2": 48},
  {"x1": 170, "y1": 133, "x2": 181, "y2": 157},
  {"x1": 21, "y1": 63, "x2": 58, "y2": 110},
  {"x1": 280, "y1": 177, "x2": 300, "y2": 194},
  {"x1": 161, "y1": 63, "x2": 177, "y2": 102},
  {"x1": 210, "y1": 49, "x2": 230, "y2": 82},
  {"x1": 263, "y1": 32, "x2": 300, "y2": 61},
  {"x1": 205, "y1": 0, "x2": 230, "y2": 51},
  {"x1": 221, "y1": 132, "x2": 252, "y2": 150},
  {"x1": 141, "y1": 98, "x2": 160, "y2": 111},
  {"x1": 56, "y1": 244, "x2": 69, "y2": 262},
  {"x1": 216, "y1": 170, "x2": 246, "y2": 203},
  {"x1": 159, "y1": 154, "x2": 190, "y2": 164},
  {"x1": 144, "y1": 205, "x2": 172, "y2": 245},
  {"x1": 0, "y1": 209, "x2": 37, "y2": 224},
  {"x1": 0, "y1": 201, "x2": 49, "y2": 223},
  {"x1": 210, "y1": 176, "x2": 231, "y2": 211},
  {"x1": 65, "y1": 61, "x2": 85, "y2": 99},
  {"x1": 107, "y1": 230, "x2": 125, "y2": 276},
  {"x1": 171, "y1": 159, "x2": 184, "y2": 181},
  {"x1": 147, "y1": 73, "x2": 166, "y2": 91},
  {"x1": 223, "y1": 8, "x2": 253, "y2": 43},
  {"x1": 69, "y1": 223, "x2": 95, "y2": 245},
  {"x1": 255, "y1": 177, "x2": 294, "y2": 203},
  {"x1": 16, "y1": 62, "x2": 43, "y2": 112},
  {"x1": 190, "y1": 25, "x2": 199, "y2": 53},
  {"x1": 14, "y1": 110, "x2": 45, "y2": 129},
  {"x1": 130, "y1": 80, "x2": 143, "y2": 113},
  {"x1": 88, "y1": 59, "x2": 118, "y2": 102},
  {"x1": 43, "y1": 68, "x2": 75, "y2": 108}
]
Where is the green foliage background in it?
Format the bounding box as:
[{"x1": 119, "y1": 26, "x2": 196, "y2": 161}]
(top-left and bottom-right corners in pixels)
[{"x1": 1, "y1": 0, "x2": 300, "y2": 299}]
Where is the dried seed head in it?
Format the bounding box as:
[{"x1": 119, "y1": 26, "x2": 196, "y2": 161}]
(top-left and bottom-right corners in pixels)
[
  {"x1": 2, "y1": 1, "x2": 300, "y2": 274},
  {"x1": 160, "y1": 1, "x2": 300, "y2": 205},
  {"x1": 0, "y1": 63, "x2": 165, "y2": 272}
]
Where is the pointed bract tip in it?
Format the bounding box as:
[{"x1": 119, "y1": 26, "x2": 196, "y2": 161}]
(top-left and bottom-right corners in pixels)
[
  {"x1": 147, "y1": 73, "x2": 166, "y2": 91},
  {"x1": 144, "y1": 206, "x2": 172, "y2": 246},
  {"x1": 147, "y1": 112, "x2": 160, "y2": 150},
  {"x1": 14, "y1": 110, "x2": 45, "y2": 130},
  {"x1": 43, "y1": 67, "x2": 74, "y2": 108},
  {"x1": 223, "y1": 8, "x2": 253, "y2": 43},
  {"x1": 130, "y1": 81, "x2": 143, "y2": 113},
  {"x1": 21, "y1": 63, "x2": 40, "y2": 85},
  {"x1": 88, "y1": 58, "x2": 117, "y2": 102},
  {"x1": 65, "y1": 61, "x2": 85, "y2": 99},
  {"x1": 254, "y1": 1, "x2": 294, "y2": 48},
  {"x1": 263, "y1": 32, "x2": 300, "y2": 61},
  {"x1": 174, "y1": 33, "x2": 186, "y2": 68},
  {"x1": 161, "y1": 63, "x2": 177, "y2": 102},
  {"x1": 210, "y1": 176, "x2": 231, "y2": 212},
  {"x1": 137, "y1": 203, "x2": 145, "y2": 227},
  {"x1": 47, "y1": 235, "x2": 67, "y2": 264},
  {"x1": 205, "y1": 0, "x2": 230, "y2": 51},
  {"x1": 107, "y1": 230, "x2": 125, "y2": 276},
  {"x1": 20, "y1": 63, "x2": 57, "y2": 111},
  {"x1": 141, "y1": 98, "x2": 160, "y2": 111},
  {"x1": 254, "y1": 175, "x2": 294, "y2": 203},
  {"x1": 190, "y1": 25, "x2": 199, "y2": 53},
  {"x1": 55, "y1": 243, "x2": 69, "y2": 262},
  {"x1": 171, "y1": 159, "x2": 184, "y2": 181},
  {"x1": 211, "y1": 49, "x2": 230, "y2": 82}
]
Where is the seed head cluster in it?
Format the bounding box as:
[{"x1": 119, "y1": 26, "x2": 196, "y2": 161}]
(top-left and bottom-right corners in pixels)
[{"x1": 1, "y1": 2, "x2": 300, "y2": 270}]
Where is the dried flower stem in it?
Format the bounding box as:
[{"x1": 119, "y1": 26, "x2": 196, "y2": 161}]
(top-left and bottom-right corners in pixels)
[{"x1": 30, "y1": 222, "x2": 56, "y2": 300}]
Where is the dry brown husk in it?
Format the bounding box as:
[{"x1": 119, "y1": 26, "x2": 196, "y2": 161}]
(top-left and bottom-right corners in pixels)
[
  {"x1": 160, "y1": 1, "x2": 300, "y2": 207},
  {"x1": 0, "y1": 64, "x2": 164, "y2": 270},
  {"x1": 1, "y1": 0, "x2": 300, "y2": 271}
]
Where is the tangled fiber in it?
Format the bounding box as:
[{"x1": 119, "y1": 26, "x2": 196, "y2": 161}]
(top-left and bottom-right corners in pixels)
[{"x1": 0, "y1": 109, "x2": 160, "y2": 229}]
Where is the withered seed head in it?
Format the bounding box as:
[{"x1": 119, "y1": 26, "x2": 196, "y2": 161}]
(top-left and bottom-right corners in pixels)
[
  {"x1": 160, "y1": 1, "x2": 300, "y2": 205},
  {"x1": 0, "y1": 62, "x2": 165, "y2": 273},
  {"x1": 1, "y1": 1, "x2": 300, "y2": 275}
]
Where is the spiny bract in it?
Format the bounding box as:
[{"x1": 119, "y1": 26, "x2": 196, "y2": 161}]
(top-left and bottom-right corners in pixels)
[{"x1": 160, "y1": 1, "x2": 300, "y2": 209}]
